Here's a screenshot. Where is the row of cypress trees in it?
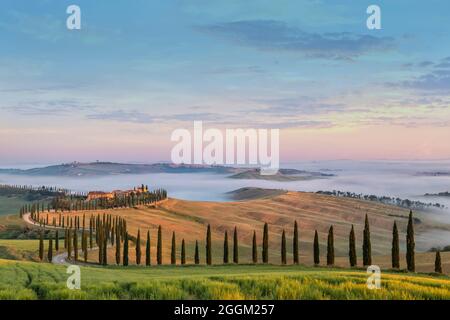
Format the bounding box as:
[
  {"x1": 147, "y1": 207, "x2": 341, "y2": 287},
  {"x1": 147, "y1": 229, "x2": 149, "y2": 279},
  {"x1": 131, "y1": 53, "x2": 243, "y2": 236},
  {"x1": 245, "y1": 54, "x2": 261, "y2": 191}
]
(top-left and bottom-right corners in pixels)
[
  {"x1": 37, "y1": 211, "x2": 443, "y2": 273},
  {"x1": 149, "y1": 212, "x2": 439, "y2": 272},
  {"x1": 184, "y1": 216, "x2": 407, "y2": 268},
  {"x1": 38, "y1": 230, "x2": 59, "y2": 262},
  {"x1": 21, "y1": 188, "x2": 168, "y2": 219},
  {"x1": 38, "y1": 212, "x2": 128, "y2": 264}
]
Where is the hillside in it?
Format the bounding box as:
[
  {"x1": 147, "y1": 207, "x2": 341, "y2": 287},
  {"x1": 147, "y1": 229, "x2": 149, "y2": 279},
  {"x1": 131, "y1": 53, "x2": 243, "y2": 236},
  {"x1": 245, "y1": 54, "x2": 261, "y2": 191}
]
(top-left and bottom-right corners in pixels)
[
  {"x1": 227, "y1": 187, "x2": 287, "y2": 200},
  {"x1": 228, "y1": 168, "x2": 334, "y2": 181},
  {"x1": 0, "y1": 162, "x2": 333, "y2": 182},
  {"x1": 0, "y1": 240, "x2": 41, "y2": 261},
  {"x1": 39, "y1": 191, "x2": 450, "y2": 267},
  {"x1": 0, "y1": 162, "x2": 235, "y2": 176},
  {"x1": 0, "y1": 186, "x2": 60, "y2": 216}
]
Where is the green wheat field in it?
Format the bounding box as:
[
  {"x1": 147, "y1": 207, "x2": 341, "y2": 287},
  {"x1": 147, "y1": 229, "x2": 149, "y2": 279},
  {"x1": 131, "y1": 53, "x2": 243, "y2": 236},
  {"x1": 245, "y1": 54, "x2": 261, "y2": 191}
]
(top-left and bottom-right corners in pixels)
[{"x1": 1, "y1": 259, "x2": 449, "y2": 300}]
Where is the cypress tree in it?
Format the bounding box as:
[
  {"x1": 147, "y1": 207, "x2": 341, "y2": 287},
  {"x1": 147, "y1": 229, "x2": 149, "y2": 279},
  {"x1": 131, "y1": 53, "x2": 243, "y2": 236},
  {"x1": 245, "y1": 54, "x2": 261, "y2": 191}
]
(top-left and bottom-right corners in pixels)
[
  {"x1": 363, "y1": 214, "x2": 372, "y2": 266},
  {"x1": 74, "y1": 231, "x2": 78, "y2": 261},
  {"x1": 123, "y1": 232, "x2": 129, "y2": 266},
  {"x1": 233, "y1": 226, "x2": 238, "y2": 264},
  {"x1": 194, "y1": 240, "x2": 200, "y2": 265},
  {"x1": 406, "y1": 211, "x2": 415, "y2": 272},
  {"x1": 55, "y1": 230, "x2": 59, "y2": 252},
  {"x1": 39, "y1": 231, "x2": 44, "y2": 261},
  {"x1": 111, "y1": 224, "x2": 115, "y2": 246},
  {"x1": 64, "y1": 228, "x2": 67, "y2": 249},
  {"x1": 262, "y1": 222, "x2": 269, "y2": 263},
  {"x1": 157, "y1": 225, "x2": 162, "y2": 265},
  {"x1": 67, "y1": 229, "x2": 72, "y2": 260},
  {"x1": 171, "y1": 231, "x2": 176, "y2": 265},
  {"x1": 349, "y1": 225, "x2": 357, "y2": 267},
  {"x1": 293, "y1": 220, "x2": 299, "y2": 265},
  {"x1": 98, "y1": 228, "x2": 103, "y2": 264},
  {"x1": 145, "y1": 230, "x2": 151, "y2": 266},
  {"x1": 281, "y1": 229, "x2": 286, "y2": 265},
  {"x1": 252, "y1": 231, "x2": 257, "y2": 264},
  {"x1": 83, "y1": 231, "x2": 88, "y2": 262},
  {"x1": 435, "y1": 251, "x2": 442, "y2": 274},
  {"x1": 223, "y1": 231, "x2": 229, "y2": 264},
  {"x1": 102, "y1": 233, "x2": 107, "y2": 266},
  {"x1": 136, "y1": 229, "x2": 141, "y2": 265},
  {"x1": 392, "y1": 221, "x2": 400, "y2": 269},
  {"x1": 47, "y1": 236, "x2": 53, "y2": 262},
  {"x1": 81, "y1": 229, "x2": 85, "y2": 258},
  {"x1": 327, "y1": 226, "x2": 334, "y2": 266},
  {"x1": 89, "y1": 225, "x2": 93, "y2": 249},
  {"x1": 181, "y1": 239, "x2": 186, "y2": 265},
  {"x1": 313, "y1": 230, "x2": 320, "y2": 266},
  {"x1": 115, "y1": 227, "x2": 121, "y2": 265},
  {"x1": 206, "y1": 224, "x2": 212, "y2": 265}
]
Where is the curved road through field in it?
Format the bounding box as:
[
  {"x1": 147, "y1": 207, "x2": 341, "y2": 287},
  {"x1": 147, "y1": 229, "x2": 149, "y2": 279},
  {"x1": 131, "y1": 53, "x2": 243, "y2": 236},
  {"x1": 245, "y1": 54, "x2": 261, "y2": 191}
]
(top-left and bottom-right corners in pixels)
[
  {"x1": 22, "y1": 199, "x2": 167, "y2": 265},
  {"x1": 22, "y1": 212, "x2": 94, "y2": 265}
]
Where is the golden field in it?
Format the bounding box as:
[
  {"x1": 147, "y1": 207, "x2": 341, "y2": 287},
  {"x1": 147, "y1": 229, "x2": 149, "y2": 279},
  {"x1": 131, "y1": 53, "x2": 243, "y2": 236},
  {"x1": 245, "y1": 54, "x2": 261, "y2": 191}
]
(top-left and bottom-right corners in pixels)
[{"x1": 34, "y1": 191, "x2": 450, "y2": 271}]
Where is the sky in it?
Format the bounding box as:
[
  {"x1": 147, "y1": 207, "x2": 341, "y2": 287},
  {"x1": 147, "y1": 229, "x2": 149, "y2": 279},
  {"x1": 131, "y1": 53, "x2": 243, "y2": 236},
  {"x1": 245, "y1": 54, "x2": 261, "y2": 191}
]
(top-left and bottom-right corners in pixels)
[{"x1": 0, "y1": 0, "x2": 449, "y2": 165}]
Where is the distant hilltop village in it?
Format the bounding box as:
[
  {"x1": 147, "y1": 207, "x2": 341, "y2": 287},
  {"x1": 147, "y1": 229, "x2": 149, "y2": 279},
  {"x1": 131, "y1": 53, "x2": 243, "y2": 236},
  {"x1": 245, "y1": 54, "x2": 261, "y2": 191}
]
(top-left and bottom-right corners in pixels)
[{"x1": 87, "y1": 185, "x2": 149, "y2": 201}]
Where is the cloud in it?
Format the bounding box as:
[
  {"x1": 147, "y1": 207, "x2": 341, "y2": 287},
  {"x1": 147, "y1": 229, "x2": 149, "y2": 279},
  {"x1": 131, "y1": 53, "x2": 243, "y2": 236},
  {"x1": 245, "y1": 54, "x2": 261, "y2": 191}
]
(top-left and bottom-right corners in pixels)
[
  {"x1": 400, "y1": 70, "x2": 450, "y2": 92},
  {"x1": 83, "y1": 107, "x2": 333, "y2": 130},
  {"x1": 418, "y1": 61, "x2": 434, "y2": 67},
  {"x1": 250, "y1": 97, "x2": 345, "y2": 115},
  {"x1": 255, "y1": 120, "x2": 333, "y2": 129},
  {"x1": 85, "y1": 110, "x2": 228, "y2": 124},
  {"x1": 435, "y1": 62, "x2": 450, "y2": 69},
  {"x1": 395, "y1": 56, "x2": 450, "y2": 92},
  {"x1": 361, "y1": 116, "x2": 450, "y2": 128},
  {"x1": 170, "y1": 112, "x2": 220, "y2": 121},
  {"x1": 4, "y1": 99, "x2": 95, "y2": 116},
  {"x1": 401, "y1": 61, "x2": 434, "y2": 69},
  {"x1": 197, "y1": 20, "x2": 395, "y2": 60},
  {"x1": 86, "y1": 110, "x2": 156, "y2": 124},
  {"x1": 203, "y1": 65, "x2": 265, "y2": 75}
]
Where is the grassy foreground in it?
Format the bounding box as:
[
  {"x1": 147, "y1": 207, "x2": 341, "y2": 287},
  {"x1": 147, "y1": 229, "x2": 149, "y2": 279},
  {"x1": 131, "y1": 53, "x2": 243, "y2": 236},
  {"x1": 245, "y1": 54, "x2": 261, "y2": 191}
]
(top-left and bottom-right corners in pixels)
[
  {"x1": 0, "y1": 240, "x2": 42, "y2": 261},
  {"x1": 1, "y1": 259, "x2": 449, "y2": 300}
]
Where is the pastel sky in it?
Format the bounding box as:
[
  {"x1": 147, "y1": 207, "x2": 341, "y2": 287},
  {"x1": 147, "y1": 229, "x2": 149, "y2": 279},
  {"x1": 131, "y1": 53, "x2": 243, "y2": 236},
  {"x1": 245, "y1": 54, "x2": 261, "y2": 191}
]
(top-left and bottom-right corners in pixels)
[{"x1": 1, "y1": 0, "x2": 449, "y2": 165}]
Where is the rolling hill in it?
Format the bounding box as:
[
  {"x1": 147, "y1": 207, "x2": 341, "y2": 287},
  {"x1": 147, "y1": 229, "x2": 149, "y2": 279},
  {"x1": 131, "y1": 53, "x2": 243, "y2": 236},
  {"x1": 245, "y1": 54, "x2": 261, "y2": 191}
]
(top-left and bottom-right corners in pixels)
[
  {"x1": 1, "y1": 189, "x2": 449, "y2": 300},
  {"x1": 0, "y1": 162, "x2": 333, "y2": 182},
  {"x1": 37, "y1": 190, "x2": 450, "y2": 268},
  {"x1": 0, "y1": 162, "x2": 234, "y2": 176}
]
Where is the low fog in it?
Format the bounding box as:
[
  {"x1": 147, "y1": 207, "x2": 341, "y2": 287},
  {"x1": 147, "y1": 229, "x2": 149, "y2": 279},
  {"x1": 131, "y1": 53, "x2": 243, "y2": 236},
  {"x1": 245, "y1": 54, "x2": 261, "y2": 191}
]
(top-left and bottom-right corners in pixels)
[
  {"x1": 1, "y1": 160, "x2": 450, "y2": 249},
  {"x1": 2, "y1": 160, "x2": 449, "y2": 203}
]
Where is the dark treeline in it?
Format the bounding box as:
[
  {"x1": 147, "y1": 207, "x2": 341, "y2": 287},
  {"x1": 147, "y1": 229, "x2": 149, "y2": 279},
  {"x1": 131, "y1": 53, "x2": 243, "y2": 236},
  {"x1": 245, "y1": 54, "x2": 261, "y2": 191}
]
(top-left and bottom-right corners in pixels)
[
  {"x1": 316, "y1": 190, "x2": 445, "y2": 210},
  {"x1": 51, "y1": 188, "x2": 167, "y2": 212},
  {"x1": 429, "y1": 245, "x2": 450, "y2": 253},
  {"x1": 0, "y1": 184, "x2": 69, "y2": 195},
  {"x1": 424, "y1": 191, "x2": 450, "y2": 197},
  {"x1": 1, "y1": 184, "x2": 67, "y2": 207},
  {"x1": 20, "y1": 187, "x2": 167, "y2": 219},
  {"x1": 37, "y1": 210, "x2": 435, "y2": 273}
]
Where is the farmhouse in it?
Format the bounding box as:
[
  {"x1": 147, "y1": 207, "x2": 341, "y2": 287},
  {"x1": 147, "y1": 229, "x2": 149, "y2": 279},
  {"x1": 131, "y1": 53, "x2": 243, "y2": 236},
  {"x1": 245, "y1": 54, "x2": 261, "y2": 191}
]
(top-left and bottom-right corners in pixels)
[
  {"x1": 86, "y1": 185, "x2": 149, "y2": 201},
  {"x1": 86, "y1": 191, "x2": 115, "y2": 201}
]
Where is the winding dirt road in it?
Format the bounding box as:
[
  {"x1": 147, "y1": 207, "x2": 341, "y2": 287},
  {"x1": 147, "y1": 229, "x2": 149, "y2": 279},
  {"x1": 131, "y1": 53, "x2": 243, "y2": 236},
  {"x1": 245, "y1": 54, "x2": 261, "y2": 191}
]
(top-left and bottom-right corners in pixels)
[
  {"x1": 22, "y1": 213, "x2": 91, "y2": 265},
  {"x1": 22, "y1": 199, "x2": 167, "y2": 265}
]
